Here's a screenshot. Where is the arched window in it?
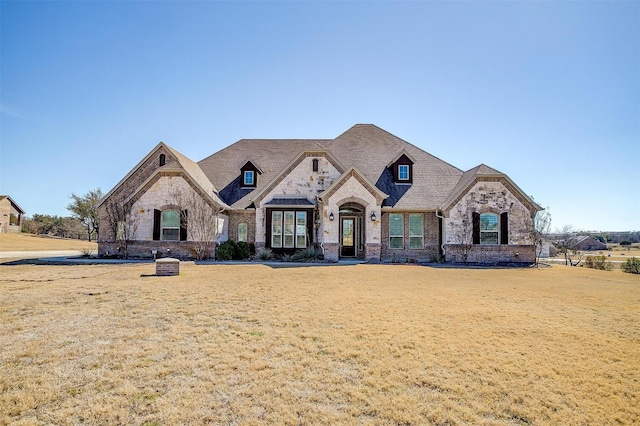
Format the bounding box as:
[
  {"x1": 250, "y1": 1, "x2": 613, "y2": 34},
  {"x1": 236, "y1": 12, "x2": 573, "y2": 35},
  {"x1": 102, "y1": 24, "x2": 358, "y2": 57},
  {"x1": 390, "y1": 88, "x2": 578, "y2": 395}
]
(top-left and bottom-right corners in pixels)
[
  {"x1": 159, "y1": 154, "x2": 166, "y2": 166},
  {"x1": 237, "y1": 223, "x2": 248, "y2": 242},
  {"x1": 312, "y1": 158, "x2": 319, "y2": 172},
  {"x1": 480, "y1": 213, "x2": 499, "y2": 245}
]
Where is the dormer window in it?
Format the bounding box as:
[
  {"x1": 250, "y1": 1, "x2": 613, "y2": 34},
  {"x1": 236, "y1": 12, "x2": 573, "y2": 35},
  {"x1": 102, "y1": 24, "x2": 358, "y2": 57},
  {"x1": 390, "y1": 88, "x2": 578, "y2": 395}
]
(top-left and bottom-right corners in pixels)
[
  {"x1": 398, "y1": 165, "x2": 409, "y2": 181},
  {"x1": 240, "y1": 160, "x2": 262, "y2": 188},
  {"x1": 389, "y1": 153, "x2": 414, "y2": 184},
  {"x1": 243, "y1": 170, "x2": 255, "y2": 186}
]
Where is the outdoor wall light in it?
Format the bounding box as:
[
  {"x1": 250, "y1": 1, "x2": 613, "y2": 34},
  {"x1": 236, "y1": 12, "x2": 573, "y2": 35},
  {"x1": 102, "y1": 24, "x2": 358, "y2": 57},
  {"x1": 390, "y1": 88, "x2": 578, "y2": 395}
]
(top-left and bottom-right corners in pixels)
[
  {"x1": 370, "y1": 212, "x2": 376, "y2": 221},
  {"x1": 329, "y1": 212, "x2": 334, "y2": 221}
]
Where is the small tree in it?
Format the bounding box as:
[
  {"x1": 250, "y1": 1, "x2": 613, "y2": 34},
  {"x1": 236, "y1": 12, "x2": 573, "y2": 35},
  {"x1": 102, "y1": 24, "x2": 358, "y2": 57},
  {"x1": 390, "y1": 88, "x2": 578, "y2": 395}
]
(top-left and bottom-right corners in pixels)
[
  {"x1": 103, "y1": 195, "x2": 137, "y2": 259},
  {"x1": 67, "y1": 188, "x2": 103, "y2": 242},
  {"x1": 556, "y1": 225, "x2": 584, "y2": 266},
  {"x1": 532, "y1": 207, "x2": 552, "y2": 267},
  {"x1": 451, "y1": 203, "x2": 473, "y2": 263},
  {"x1": 171, "y1": 189, "x2": 224, "y2": 260}
]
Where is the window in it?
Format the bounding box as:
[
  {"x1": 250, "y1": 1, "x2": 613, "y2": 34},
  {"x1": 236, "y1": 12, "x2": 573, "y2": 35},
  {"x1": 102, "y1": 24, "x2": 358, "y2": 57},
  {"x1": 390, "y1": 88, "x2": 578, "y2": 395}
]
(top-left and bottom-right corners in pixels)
[
  {"x1": 271, "y1": 211, "x2": 283, "y2": 248},
  {"x1": 296, "y1": 211, "x2": 306, "y2": 247},
  {"x1": 159, "y1": 154, "x2": 166, "y2": 166},
  {"x1": 398, "y1": 165, "x2": 409, "y2": 181},
  {"x1": 409, "y1": 213, "x2": 423, "y2": 249},
  {"x1": 312, "y1": 158, "x2": 319, "y2": 172},
  {"x1": 271, "y1": 210, "x2": 308, "y2": 248},
  {"x1": 389, "y1": 213, "x2": 404, "y2": 249},
  {"x1": 161, "y1": 210, "x2": 181, "y2": 241},
  {"x1": 480, "y1": 213, "x2": 499, "y2": 245},
  {"x1": 284, "y1": 211, "x2": 295, "y2": 248},
  {"x1": 237, "y1": 223, "x2": 248, "y2": 242},
  {"x1": 243, "y1": 170, "x2": 254, "y2": 186}
]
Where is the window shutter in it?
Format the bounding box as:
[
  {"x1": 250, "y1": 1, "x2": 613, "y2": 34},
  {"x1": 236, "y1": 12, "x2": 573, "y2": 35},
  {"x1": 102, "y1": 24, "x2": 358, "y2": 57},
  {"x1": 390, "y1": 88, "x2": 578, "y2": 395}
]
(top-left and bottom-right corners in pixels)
[
  {"x1": 500, "y1": 212, "x2": 509, "y2": 245},
  {"x1": 472, "y1": 212, "x2": 480, "y2": 245},
  {"x1": 153, "y1": 209, "x2": 161, "y2": 240},
  {"x1": 180, "y1": 209, "x2": 188, "y2": 241}
]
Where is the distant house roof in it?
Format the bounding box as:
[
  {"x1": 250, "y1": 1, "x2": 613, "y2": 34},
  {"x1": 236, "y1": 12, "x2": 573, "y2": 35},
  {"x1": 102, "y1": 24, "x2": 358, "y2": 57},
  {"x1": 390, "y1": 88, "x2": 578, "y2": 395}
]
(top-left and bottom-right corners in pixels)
[{"x1": 0, "y1": 195, "x2": 25, "y2": 214}]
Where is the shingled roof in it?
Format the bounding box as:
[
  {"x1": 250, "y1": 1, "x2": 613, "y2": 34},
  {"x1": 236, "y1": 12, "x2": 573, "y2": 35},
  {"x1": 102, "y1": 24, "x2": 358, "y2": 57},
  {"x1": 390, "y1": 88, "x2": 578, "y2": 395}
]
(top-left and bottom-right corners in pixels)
[{"x1": 198, "y1": 124, "x2": 463, "y2": 210}]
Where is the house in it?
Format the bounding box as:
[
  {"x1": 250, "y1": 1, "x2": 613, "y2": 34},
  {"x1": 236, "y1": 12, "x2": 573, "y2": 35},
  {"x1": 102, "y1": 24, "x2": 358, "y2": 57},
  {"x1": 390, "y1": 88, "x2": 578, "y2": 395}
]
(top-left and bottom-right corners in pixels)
[
  {"x1": 98, "y1": 124, "x2": 542, "y2": 263},
  {"x1": 0, "y1": 196, "x2": 25, "y2": 233},
  {"x1": 570, "y1": 235, "x2": 607, "y2": 251}
]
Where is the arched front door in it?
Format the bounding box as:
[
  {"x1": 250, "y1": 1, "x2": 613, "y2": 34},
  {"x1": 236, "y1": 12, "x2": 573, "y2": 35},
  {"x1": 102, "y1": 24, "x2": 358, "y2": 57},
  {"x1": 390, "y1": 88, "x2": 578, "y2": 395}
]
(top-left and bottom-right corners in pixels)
[{"x1": 339, "y1": 203, "x2": 364, "y2": 258}]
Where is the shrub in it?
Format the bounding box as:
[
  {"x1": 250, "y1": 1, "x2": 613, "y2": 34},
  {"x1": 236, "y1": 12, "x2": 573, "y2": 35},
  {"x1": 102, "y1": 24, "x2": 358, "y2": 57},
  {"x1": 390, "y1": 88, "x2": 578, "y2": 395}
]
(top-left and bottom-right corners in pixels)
[
  {"x1": 293, "y1": 247, "x2": 323, "y2": 262},
  {"x1": 236, "y1": 241, "x2": 250, "y2": 260},
  {"x1": 80, "y1": 247, "x2": 94, "y2": 258},
  {"x1": 216, "y1": 240, "x2": 237, "y2": 261},
  {"x1": 256, "y1": 248, "x2": 273, "y2": 261},
  {"x1": 584, "y1": 255, "x2": 613, "y2": 271},
  {"x1": 621, "y1": 257, "x2": 640, "y2": 274},
  {"x1": 620, "y1": 241, "x2": 632, "y2": 246}
]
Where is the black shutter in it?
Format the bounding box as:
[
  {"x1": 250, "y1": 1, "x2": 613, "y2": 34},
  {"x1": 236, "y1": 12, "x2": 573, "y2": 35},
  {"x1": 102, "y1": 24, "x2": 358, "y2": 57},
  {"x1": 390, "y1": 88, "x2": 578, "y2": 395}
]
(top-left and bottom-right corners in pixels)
[
  {"x1": 180, "y1": 209, "x2": 188, "y2": 241},
  {"x1": 500, "y1": 212, "x2": 509, "y2": 245},
  {"x1": 153, "y1": 209, "x2": 161, "y2": 240},
  {"x1": 472, "y1": 212, "x2": 480, "y2": 245}
]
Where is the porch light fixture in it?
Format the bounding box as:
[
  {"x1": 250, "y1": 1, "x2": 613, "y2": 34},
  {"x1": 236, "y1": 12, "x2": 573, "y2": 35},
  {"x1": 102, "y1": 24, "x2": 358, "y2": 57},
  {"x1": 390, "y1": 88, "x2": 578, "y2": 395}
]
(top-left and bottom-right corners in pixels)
[
  {"x1": 329, "y1": 212, "x2": 334, "y2": 221},
  {"x1": 370, "y1": 212, "x2": 376, "y2": 221}
]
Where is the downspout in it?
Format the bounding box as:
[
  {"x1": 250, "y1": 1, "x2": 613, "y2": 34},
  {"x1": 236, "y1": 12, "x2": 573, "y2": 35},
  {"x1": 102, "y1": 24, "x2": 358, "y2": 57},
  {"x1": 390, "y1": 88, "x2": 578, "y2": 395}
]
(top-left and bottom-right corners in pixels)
[{"x1": 435, "y1": 208, "x2": 446, "y2": 259}]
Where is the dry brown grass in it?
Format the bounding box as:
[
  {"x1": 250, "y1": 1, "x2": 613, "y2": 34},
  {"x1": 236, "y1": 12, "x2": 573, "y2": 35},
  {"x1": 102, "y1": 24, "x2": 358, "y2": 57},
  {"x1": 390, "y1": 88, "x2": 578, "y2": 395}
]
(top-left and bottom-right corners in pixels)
[
  {"x1": 0, "y1": 233, "x2": 98, "y2": 252},
  {"x1": 1, "y1": 263, "x2": 638, "y2": 425}
]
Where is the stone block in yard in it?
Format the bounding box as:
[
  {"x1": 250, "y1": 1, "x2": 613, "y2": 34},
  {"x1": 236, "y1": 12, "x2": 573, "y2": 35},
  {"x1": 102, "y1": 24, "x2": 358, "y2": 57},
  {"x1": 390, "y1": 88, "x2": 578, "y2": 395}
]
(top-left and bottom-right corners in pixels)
[{"x1": 156, "y1": 258, "x2": 180, "y2": 276}]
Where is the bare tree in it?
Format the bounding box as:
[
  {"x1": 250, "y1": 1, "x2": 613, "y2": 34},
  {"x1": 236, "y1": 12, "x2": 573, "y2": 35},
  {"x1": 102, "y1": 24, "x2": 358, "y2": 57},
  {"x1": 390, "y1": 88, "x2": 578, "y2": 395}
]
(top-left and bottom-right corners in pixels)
[
  {"x1": 532, "y1": 207, "x2": 552, "y2": 267},
  {"x1": 556, "y1": 225, "x2": 584, "y2": 266},
  {"x1": 103, "y1": 196, "x2": 137, "y2": 259},
  {"x1": 451, "y1": 202, "x2": 474, "y2": 263},
  {"x1": 171, "y1": 189, "x2": 224, "y2": 260}
]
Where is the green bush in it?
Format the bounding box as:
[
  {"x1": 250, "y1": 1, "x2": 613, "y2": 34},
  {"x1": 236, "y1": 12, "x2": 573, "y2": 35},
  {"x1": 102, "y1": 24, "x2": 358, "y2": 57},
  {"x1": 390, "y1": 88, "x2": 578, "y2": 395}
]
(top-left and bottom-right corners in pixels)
[
  {"x1": 216, "y1": 240, "x2": 237, "y2": 261},
  {"x1": 621, "y1": 257, "x2": 640, "y2": 274},
  {"x1": 584, "y1": 255, "x2": 613, "y2": 271},
  {"x1": 236, "y1": 241, "x2": 250, "y2": 260}
]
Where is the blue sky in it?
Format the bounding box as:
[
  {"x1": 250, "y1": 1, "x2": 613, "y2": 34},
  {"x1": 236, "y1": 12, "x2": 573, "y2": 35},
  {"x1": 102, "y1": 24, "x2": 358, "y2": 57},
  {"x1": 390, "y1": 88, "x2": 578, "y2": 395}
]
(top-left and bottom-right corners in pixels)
[{"x1": 1, "y1": 1, "x2": 638, "y2": 232}]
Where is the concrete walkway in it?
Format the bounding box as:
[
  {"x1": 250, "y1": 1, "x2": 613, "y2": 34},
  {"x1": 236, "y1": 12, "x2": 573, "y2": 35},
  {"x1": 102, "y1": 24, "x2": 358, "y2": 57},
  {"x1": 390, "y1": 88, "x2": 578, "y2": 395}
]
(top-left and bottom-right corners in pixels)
[{"x1": 0, "y1": 250, "x2": 85, "y2": 259}]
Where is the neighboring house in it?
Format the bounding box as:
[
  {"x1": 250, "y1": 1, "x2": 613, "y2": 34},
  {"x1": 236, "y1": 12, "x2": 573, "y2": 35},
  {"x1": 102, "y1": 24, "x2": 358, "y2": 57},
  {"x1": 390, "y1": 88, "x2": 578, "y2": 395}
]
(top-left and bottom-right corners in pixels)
[
  {"x1": 0, "y1": 196, "x2": 25, "y2": 233},
  {"x1": 98, "y1": 124, "x2": 542, "y2": 263},
  {"x1": 570, "y1": 235, "x2": 608, "y2": 251}
]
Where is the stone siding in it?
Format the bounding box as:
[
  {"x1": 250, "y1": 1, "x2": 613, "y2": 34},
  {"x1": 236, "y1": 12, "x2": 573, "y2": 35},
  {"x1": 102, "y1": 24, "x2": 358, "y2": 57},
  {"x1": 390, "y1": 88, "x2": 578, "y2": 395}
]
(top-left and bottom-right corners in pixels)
[
  {"x1": 380, "y1": 212, "x2": 441, "y2": 262},
  {"x1": 445, "y1": 244, "x2": 535, "y2": 264},
  {"x1": 99, "y1": 240, "x2": 216, "y2": 260}
]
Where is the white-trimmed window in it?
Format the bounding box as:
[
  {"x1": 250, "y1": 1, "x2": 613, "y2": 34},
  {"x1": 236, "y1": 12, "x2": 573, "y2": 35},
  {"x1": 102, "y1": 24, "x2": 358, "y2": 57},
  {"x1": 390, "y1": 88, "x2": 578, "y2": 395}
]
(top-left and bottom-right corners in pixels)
[
  {"x1": 243, "y1": 170, "x2": 255, "y2": 186},
  {"x1": 296, "y1": 212, "x2": 306, "y2": 248},
  {"x1": 237, "y1": 223, "x2": 248, "y2": 242},
  {"x1": 398, "y1": 164, "x2": 409, "y2": 181},
  {"x1": 284, "y1": 211, "x2": 295, "y2": 248},
  {"x1": 409, "y1": 213, "x2": 423, "y2": 249},
  {"x1": 271, "y1": 210, "x2": 308, "y2": 248},
  {"x1": 161, "y1": 209, "x2": 181, "y2": 241},
  {"x1": 389, "y1": 213, "x2": 404, "y2": 249},
  {"x1": 271, "y1": 211, "x2": 283, "y2": 247},
  {"x1": 480, "y1": 213, "x2": 499, "y2": 245}
]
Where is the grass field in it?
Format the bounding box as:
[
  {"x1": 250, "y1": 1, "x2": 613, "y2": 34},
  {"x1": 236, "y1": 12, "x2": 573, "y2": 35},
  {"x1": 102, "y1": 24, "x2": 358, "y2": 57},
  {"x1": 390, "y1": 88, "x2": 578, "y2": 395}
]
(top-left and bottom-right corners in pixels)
[
  {"x1": 0, "y1": 233, "x2": 98, "y2": 252},
  {"x1": 1, "y1": 262, "x2": 638, "y2": 425}
]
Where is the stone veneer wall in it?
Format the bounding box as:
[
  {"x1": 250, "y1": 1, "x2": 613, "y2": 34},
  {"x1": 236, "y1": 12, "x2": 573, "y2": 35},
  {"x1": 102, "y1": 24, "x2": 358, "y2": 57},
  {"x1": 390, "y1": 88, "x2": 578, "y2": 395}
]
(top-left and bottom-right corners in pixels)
[
  {"x1": 380, "y1": 212, "x2": 440, "y2": 262},
  {"x1": 99, "y1": 146, "x2": 180, "y2": 241},
  {"x1": 99, "y1": 240, "x2": 216, "y2": 260},
  {"x1": 445, "y1": 244, "x2": 535, "y2": 264}
]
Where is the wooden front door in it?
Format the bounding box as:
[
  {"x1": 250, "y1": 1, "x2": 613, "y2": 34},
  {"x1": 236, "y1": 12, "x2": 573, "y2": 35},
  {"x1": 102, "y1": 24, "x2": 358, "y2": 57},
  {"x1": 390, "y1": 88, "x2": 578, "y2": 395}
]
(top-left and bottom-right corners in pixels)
[{"x1": 341, "y1": 217, "x2": 356, "y2": 257}]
